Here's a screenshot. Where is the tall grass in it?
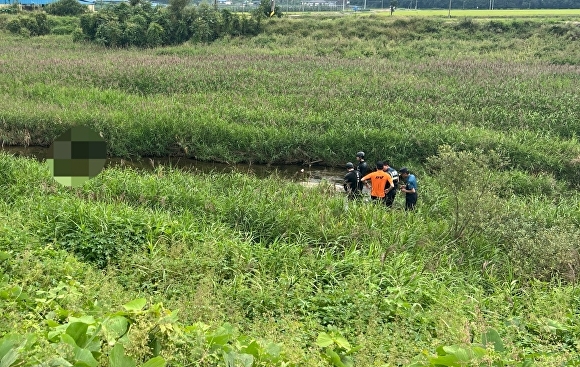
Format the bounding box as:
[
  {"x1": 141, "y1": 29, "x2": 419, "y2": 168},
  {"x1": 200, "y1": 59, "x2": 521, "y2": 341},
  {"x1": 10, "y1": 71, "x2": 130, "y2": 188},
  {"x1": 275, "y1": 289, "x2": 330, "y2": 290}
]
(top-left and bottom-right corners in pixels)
[
  {"x1": 1, "y1": 152, "x2": 579, "y2": 365},
  {"x1": 1, "y1": 17, "x2": 579, "y2": 186}
]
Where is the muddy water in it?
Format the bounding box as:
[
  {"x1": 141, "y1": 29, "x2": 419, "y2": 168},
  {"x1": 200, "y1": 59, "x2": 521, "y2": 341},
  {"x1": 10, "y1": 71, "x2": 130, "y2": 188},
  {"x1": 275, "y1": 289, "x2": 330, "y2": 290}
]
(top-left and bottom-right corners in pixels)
[{"x1": 1, "y1": 146, "x2": 346, "y2": 188}]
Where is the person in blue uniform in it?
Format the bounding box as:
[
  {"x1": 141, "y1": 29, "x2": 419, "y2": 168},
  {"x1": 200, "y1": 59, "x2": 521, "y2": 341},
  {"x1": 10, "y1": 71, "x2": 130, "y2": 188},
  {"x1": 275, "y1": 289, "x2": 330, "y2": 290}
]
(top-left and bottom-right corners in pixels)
[{"x1": 399, "y1": 167, "x2": 418, "y2": 211}]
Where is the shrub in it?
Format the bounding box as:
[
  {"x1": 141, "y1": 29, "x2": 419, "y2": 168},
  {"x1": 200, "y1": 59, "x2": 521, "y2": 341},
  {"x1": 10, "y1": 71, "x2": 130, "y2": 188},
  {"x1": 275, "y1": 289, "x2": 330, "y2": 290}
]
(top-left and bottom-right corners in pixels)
[
  {"x1": 50, "y1": 24, "x2": 76, "y2": 34},
  {"x1": 5, "y1": 18, "x2": 21, "y2": 33},
  {"x1": 426, "y1": 145, "x2": 507, "y2": 244},
  {"x1": 507, "y1": 226, "x2": 580, "y2": 282},
  {"x1": 0, "y1": 4, "x2": 19, "y2": 14},
  {"x1": 4, "y1": 13, "x2": 51, "y2": 36},
  {"x1": 46, "y1": 0, "x2": 87, "y2": 16},
  {"x1": 146, "y1": 21, "x2": 164, "y2": 47}
]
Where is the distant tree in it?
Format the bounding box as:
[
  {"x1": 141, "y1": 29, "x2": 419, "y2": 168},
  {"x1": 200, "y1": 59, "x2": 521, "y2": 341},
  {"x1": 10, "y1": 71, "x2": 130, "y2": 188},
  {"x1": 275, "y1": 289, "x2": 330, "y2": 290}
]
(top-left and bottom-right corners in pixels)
[
  {"x1": 168, "y1": 0, "x2": 190, "y2": 18},
  {"x1": 45, "y1": 0, "x2": 88, "y2": 16},
  {"x1": 146, "y1": 22, "x2": 164, "y2": 47},
  {"x1": 77, "y1": 0, "x2": 262, "y2": 47},
  {"x1": 255, "y1": 0, "x2": 282, "y2": 18},
  {"x1": 33, "y1": 12, "x2": 51, "y2": 35}
]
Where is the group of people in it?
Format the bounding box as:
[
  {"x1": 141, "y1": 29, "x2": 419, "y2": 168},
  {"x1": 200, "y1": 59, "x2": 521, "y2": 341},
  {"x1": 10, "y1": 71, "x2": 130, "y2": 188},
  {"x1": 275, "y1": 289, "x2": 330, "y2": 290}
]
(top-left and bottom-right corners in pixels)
[{"x1": 343, "y1": 151, "x2": 418, "y2": 211}]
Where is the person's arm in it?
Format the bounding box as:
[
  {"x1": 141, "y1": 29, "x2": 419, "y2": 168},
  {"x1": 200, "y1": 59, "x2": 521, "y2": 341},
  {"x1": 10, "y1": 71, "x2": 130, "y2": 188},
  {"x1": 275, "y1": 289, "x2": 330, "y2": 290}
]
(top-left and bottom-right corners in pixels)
[
  {"x1": 384, "y1": 179, "x2": 393, "y2": 194},
  {"x1": 401, "y1": 178, "x2": 416, "y2": 193},
  {"x1": 361, "y1": 173, "x2": 371, "y2": 188}
]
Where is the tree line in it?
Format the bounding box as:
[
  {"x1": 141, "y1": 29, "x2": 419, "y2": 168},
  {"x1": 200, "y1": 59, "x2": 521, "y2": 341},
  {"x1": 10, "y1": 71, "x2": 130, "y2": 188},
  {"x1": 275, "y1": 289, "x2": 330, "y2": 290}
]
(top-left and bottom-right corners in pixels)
[
  {"x1": 387, "y1": 0, "x2": 579, "y2": 9},
  {"x1": 2, "y1": 0, "x2": 282, "y2": 47},
  {"x1": 75, "y1": 0, "x2": 276, "y2": 47}
]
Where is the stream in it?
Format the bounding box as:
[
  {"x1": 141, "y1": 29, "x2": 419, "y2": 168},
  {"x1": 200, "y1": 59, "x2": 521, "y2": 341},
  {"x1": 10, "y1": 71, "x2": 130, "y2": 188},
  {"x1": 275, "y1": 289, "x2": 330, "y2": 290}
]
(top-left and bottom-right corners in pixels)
[{"x1": 1, "y1": 146, "x2": 347, "y2": 189}]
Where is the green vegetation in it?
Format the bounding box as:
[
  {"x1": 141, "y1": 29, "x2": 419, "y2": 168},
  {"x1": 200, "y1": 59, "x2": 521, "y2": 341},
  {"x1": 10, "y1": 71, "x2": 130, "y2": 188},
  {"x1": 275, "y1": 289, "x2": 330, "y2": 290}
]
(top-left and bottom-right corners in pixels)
[
  {"x1": 0, "y1": 15, "x2": 579, "y2": 184},
  {"x1": 386, "y1": 8, "x2": 580, "y2": 18},
  {"x1": 1, "y1": 150, "x2": 580, "y2": 365},
  {"x1": 75, "y1": 1, "x2": 262, "y2": 47},
  {"x1": 0, "y1": 13, "x2": 580, "y2": 366},
  {"x1": 46, "y1": 0, "x2": 89, "y2": 16}
]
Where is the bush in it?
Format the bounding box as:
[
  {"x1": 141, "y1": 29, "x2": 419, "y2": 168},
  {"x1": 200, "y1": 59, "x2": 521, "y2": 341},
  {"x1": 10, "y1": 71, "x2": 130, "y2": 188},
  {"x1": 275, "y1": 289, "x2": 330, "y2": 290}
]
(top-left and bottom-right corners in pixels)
[
  {"x1": 426, "y1": 145, "x2": 507, "y2": 244},
  {"x1": 5, "y1": 18, "x2": 21, "y2": 33},
  {"x1": 50, "y1": 24, "x2": 76, "y2": 34},
  {"x1": 5, "y1": 13, "x2": 51, "y2": 36},
  {"x1": 0, "y1": 5, "x2": 19, "y2": 14},
  {"x1": 46, "y1": 0, "x2": 87, "y2": 16},
  {"x1": 146, "y1": 21, "x2": 164, "y2": 47}
]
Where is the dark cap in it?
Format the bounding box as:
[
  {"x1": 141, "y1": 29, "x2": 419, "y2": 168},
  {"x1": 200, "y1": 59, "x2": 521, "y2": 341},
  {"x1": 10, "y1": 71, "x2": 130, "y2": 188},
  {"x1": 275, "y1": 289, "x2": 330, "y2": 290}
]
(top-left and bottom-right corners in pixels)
[
  {"x1": 376, "y1": 161, "x2": 384, "y2": 169},
  {"x1": 356, "y1": 151, "x2": 365, "y2": 158},
  {"x1": 346, "y1": 162, "x2": 354, "y2": 169},
  {"x1": 399, "y1": 167, "x2": 409, "y2": 174}
]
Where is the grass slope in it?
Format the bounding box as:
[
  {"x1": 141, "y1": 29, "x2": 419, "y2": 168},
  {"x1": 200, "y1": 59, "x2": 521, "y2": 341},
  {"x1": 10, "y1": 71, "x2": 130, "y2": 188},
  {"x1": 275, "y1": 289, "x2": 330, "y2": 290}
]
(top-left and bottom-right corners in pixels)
[
  {"x1": 1, "y1": 151, "x2": 579, "y2": 365},
  {"x1": 0, "y1": 16, "x2": 579, "y2": 185}
]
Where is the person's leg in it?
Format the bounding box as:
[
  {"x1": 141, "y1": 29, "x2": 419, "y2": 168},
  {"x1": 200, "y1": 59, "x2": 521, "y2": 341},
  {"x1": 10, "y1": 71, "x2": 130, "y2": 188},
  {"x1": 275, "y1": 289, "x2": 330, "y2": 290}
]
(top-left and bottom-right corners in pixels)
[
  {"x1": 405, "y1": 193, "x2": 417, "y2": 211},
  {"x1": 385, "y1": 193, "x2": 395, "y2": 208}
]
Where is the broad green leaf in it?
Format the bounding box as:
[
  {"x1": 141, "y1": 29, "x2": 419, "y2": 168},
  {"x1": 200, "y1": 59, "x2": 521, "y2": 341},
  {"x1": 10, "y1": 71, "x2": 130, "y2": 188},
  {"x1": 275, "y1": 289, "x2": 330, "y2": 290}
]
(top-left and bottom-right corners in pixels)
[
  {"x1": 0, "y1": 286, "x2": 21, "y2": 300},
  {"x1": 49, "y1": 357, "x2": 74, "y2": 367},
  {"x1": 240, "y1": 340, "x2": 260, "y2": 358},
  {"x1": 435, "y1": 345, "x2": 446, "y2": 356},
  {"x1": 0, "y1": 335, "x2": 19, "y2": 360},
  {"x1": 149, "y1": 338, "x2": 161, "y2": 357},
  {"x1": 66, "y1": 322, "x2": 88, "y2": 348},
  {"x1": 470, "y1": 346, "x2": 487, "y2": 358},
  {"x1": 141, "y1": 356, "x2": 166, "y2": 367},
  {"x1": 73, "y1": 347, "x2": 98, "y2": 367},
  {"x1": 263, "y1": 342, "x2": 282, "y2": 359},
  {"x1": 61, "y1": 334, "x2": 78, "y2": 348},
  {"x1": 103, "y1": 317, "x2": 129, "y2": 345},
  {"x1": 69, "y1": 316, "x2": 96, "y2": 325},
  {"x1": 344, "y1": 345, "x2": 362, "y2": 356},
  {"x1": 206, "y1": 324, "x2": 233, "y2": 347},
  {"x1": 428, "y1": 354, "x2": 460, "y2": 366},
  {"x1": 123, "y1": 298, "x2": 147, "y2": 312},
  {"x1": 442, "y1": 345, "x2": 471, "y2": 361},
  {"x1": 325, "y1": 348, "x2": 346, "y2": 367},
  {"x1": 0, "y1": 251, "x2": 9, "y2": 261},
  {"x1": 482, "y1": 328, "x2": 505, "y2": 353},
  {"x1": 316, "y1": 332, "x2": 334, "y2": 348},
  {"x1": 48, "y1": 325, "x2": 69, "y2": 342},
  {"x1": 109, "y1": 344, "x2": 136, "y2": 367},
  {"x1": 334, "y1": 336, "x2": 351, "y2": 351},
  {"x1": 223, "y1": 351, "x2": 236, "y2": 366},
  {"x1": 0, "y1": 346, "x2": 19, "y2": 367},
  {"x1": 84, "y1": 338, "x2": 102, "y2": 353},
  {"x1": 236, "y1": 353, "x2": 254, "y2": 367}
]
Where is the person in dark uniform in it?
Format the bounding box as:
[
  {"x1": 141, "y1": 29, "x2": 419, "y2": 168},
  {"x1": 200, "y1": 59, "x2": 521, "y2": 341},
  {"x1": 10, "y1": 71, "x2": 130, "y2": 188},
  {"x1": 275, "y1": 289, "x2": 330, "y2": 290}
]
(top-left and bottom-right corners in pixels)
[
  {"x1": 343, "y1": 162, "x2": 362, "y2": 200},
  {"x1": 382, "y1": 161, "x2": 399, "y2": 208},
  {"x1": 356, "y1": 151, "x2": 371, "y2": 178},
  {"x1": 399, "y1": 167, "x2": 418, "y2": 211}
]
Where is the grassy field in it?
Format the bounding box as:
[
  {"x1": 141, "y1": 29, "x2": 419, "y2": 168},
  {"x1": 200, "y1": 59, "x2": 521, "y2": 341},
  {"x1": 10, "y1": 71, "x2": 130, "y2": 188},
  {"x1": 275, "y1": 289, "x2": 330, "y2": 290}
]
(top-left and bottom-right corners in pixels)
[
  {"x1": 375, "y1": 8, "x2": 580, "y2": 18},
  {"x1": 1, "y1": 16, "x2": 580, "y2": 185},
  {"x1": 1, "y1": 150, "x2": 580, "y2": 366},
  {"x1": 0, "y1": 12, "x2": 579, "y2": 367}
]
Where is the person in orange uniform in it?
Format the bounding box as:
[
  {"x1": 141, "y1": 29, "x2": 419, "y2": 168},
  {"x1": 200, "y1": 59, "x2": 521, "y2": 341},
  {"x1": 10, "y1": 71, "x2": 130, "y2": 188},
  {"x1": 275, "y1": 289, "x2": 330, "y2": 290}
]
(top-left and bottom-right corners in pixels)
[{"x1": 361, "y1": 161, "x2": 394, "y2": 204}]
